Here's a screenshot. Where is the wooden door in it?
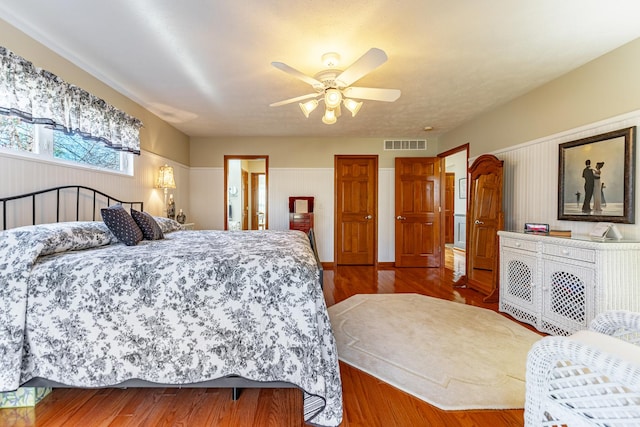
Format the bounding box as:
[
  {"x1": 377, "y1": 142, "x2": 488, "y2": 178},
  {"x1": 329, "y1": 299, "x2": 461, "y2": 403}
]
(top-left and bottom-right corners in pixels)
[
  {"x1": 250, "y1": 173, "x2": 260, "y2": 230},
  {"x1": 394, "y1": 157, "x2": 441, "y2": 267},
  {"x1": 241, "y1": 169, "x2": 248, "y2": 230},
  {"x1": 335, "y1": 155, "x2": 377, "y2": 265},
  {"x1": 445, "y1": 173, "x2": 455, "y2": 244}
]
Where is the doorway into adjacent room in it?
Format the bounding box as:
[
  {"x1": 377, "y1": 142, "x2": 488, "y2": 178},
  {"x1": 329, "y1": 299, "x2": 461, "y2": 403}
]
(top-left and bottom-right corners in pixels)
[
  {"x1": 438, "y1": 144, "x2": 469, "y2": 279},
  {"x1": 224, "y1": 155, "x2": 268, "y2": 230}
]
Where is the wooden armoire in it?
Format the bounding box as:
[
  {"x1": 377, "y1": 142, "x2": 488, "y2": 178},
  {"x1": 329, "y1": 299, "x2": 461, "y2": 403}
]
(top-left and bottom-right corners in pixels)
[{"x1": 457, "y1": 154, "x2": 504, "y2": 302}]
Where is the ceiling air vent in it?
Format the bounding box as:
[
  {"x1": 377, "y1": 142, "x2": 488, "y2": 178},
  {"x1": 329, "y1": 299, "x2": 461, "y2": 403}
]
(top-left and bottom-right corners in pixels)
[{"x1": 384, "y1": 139, "x2": 427, "y2": 151}]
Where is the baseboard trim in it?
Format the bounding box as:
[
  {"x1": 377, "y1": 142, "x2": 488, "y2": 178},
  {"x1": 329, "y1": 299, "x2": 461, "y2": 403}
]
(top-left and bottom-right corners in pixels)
[
  {"x1": 378, "y1": 262, "x2": 395, "y2": 269},
  {"x1": 322, "y1": 262, "x2": 397, "y2": 269}
]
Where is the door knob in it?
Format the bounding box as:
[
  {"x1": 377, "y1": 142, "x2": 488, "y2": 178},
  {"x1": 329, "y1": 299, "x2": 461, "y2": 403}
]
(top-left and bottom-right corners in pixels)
[
  {"x1": 364, "y1": 215, "x2": 373, "y2": 220},
  {"x1": 474, "y1": 219, "x2": 484, "y2": 225},
  {"x1": 396, "y1": 215, "x2": 406, "y2": 220}
]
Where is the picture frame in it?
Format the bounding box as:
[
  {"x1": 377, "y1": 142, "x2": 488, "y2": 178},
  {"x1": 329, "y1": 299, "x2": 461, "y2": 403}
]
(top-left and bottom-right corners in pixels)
[
  {"x1": 589, "y1": 222, "x2": 623, "y2": 240},
  {"x1": 558, "y1": 126, "x2": 636, "y2": 223},
  {"x1": 458, "y1": 178, "x2": 467, "y2": 199},
  {"x1": 524, "y1": 223, "x2": 549, "y2": 233}
]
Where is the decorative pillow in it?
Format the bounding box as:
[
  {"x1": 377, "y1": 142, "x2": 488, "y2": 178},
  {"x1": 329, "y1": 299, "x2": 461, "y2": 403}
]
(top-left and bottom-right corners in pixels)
[
  {"x1": 152, "y1": 216, "x2": 184, "y2": 233},
  {"x1": 100, "y1": 204, "x2": 143, "y2": 246},
  {"x1": 131, "y1": 209, "x2": 164, "y2": 240},
  {"x1": 37, "y1": 221, "x2": 118, "y2": 255}
]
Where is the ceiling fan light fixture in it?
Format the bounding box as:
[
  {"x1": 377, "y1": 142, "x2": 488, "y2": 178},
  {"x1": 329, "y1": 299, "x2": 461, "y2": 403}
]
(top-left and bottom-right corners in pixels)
[
  {"x1": 299, "y1": 99, "x2": 319, "y2": 118},
  {"x1": 321, "y1": 52, "x2": 340, "y2": 68},
  {"x1": 324, "y1": 88, "x2": 342, "y2": 109},
  {"x1": 322, "y1": 108, "x2": 337, "y2": 125},
  {"x1": 270, "y1": 48, "x2": 399, "y2": 125},
  {"x1": 343, "y1": 98, "x2": 362, "y2": 117}
]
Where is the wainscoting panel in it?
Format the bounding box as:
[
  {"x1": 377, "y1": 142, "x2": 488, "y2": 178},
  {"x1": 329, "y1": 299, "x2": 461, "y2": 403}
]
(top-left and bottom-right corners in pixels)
[
  {"x1": 492, "y1": 110, "x2": 640, "y2": 239},
  {"x1": 454, "y1": 214, "x2": 466, "y2": 249},
  {"x1": 269, "y1": 168, "x2": 334, "y2": 262},
  {"x1": 188, "y1": 167, "x2": 224, "y2": 231},
  {"x1": 0, "y1": 150, "x2": 189, "y2": 229},
  {"x1": 268, "y1": 167, "x2": 396, "y2": 263},
  {"x1": 378, "y1": 168, "x2": 396, "y2": 263},
  {"x1": 189, "y1": 167, "x2": 397, "y2": 263}
]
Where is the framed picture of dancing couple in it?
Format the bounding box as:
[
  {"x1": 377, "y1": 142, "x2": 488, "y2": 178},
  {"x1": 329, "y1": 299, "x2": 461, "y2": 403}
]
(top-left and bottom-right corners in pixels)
[{"x1": 558, "y1": 126, "x2": 636, "y2": 224}]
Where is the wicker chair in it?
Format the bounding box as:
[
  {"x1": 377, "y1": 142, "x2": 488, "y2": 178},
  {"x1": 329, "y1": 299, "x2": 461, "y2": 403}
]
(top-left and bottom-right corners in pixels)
[{"x1": 525, "y1": 311, "x2": 640, "y2": 426}]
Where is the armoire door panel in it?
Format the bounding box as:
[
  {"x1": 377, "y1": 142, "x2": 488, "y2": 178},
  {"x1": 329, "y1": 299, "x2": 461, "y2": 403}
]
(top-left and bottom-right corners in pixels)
[{"x1": 465, "y1": 154, "x2": 504, "y2": 302}]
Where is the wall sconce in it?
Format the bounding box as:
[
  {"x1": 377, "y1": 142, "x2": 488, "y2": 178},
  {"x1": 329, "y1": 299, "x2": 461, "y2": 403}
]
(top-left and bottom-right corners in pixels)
[{"x1": 156, "y1": 164, "x2": 176, "y2": 216}]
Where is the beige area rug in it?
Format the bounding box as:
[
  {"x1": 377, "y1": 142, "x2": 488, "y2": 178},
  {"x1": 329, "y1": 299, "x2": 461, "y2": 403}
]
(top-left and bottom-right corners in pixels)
[{"x1": 328, "y1": 293, "x2": 542, "y2": 410}]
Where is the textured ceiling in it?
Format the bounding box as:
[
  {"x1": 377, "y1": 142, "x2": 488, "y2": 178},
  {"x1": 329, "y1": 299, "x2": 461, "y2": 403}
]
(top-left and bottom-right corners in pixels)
[{"x1": 1, "y1": 1, "x2": 640, "y2": 139}]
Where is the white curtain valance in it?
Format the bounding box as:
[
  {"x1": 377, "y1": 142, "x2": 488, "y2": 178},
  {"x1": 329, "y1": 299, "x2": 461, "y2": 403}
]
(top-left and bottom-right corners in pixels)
[{"x1": 0, "y1": 46, "x2": 142, "y2": 154}]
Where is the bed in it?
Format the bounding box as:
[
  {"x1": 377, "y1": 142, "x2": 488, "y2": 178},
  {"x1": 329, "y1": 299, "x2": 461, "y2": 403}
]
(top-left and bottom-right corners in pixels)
[{"x1": 0, "y1": 186, "x2": 342, "y2": 427}]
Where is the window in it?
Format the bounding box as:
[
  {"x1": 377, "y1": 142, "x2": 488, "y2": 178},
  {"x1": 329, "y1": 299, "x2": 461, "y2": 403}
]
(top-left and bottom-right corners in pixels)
[
  {"x1": 0, "y1": 115, "x2": 34, "y2": 153},
  {"x1": 0, "y1": 115, "x2": 132, "y2": 174},
  {"x1": 53, "y1": 132, "x2": 123, "y2": 171}
]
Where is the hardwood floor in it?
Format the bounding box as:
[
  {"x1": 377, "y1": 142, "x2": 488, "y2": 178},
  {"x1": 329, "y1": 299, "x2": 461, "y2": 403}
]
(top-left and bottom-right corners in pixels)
[{"x1": 0, "y1": 266, "x2": 530, "y2": 427}]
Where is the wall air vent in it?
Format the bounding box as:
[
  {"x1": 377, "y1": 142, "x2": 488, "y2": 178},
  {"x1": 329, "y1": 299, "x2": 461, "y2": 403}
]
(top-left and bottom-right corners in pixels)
[{"x1": 384, "y1": 139, "x2": 427, "y2": 151}]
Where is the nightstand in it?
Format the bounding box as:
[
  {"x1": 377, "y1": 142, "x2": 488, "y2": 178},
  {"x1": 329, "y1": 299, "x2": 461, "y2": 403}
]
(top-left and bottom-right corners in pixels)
[{"x1": 181, "y1": 223, "x2": 195, "y2": 230}]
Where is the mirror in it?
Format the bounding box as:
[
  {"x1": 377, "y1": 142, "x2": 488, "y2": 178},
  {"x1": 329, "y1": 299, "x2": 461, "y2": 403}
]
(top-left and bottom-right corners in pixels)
[{"x1": 224, "y1": 155, "x2": 269, "y2": 230}]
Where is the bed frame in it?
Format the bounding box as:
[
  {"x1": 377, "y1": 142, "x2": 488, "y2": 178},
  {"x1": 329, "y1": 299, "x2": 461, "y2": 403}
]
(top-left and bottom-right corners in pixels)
[
  {"x1": 0, "y1": 185, "x2": 142, "y2": 231},
  {"x1": 1, "y1": 185, "x2": 324, "y2": 400}
]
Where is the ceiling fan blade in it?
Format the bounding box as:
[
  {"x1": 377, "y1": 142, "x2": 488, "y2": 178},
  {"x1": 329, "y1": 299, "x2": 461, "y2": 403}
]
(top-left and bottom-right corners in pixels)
[
  {"x1": 271, "y1": 62, "x2": 324, "y2": 90},
  {"x1": 269, "y1": 93, "x2": 320, "y2": 107},
  {"x1": 342, "y1": 87, "x2": 401, "y2": 102},
  {"x1": 335, "y1": 48, "x2": 388, "y2": 87}
]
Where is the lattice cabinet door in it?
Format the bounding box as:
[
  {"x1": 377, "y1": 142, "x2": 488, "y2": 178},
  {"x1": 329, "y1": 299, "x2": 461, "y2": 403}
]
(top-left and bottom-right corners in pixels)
[
  {"x1": 498, "y1": 230, "x2": 640, "y2": 336},
  {"x1": 499, "y1": 248, "x2": 539, "y2": 329},
  {"x1": 540, "y1": 257, "x2": 595, "y2": 336}
]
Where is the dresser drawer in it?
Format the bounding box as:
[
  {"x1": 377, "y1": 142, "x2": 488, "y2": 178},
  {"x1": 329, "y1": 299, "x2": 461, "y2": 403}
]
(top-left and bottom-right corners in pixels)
[
  {"x1": 542, "y1": 243, "x2": 596, "y2": 263},
  {"x1": 501, "y1": 237, "x2": 537, "y2": 252},
  {"x1": 290, "y1": 213, "x2": 311, "y2": 222},
  {"x1": 290, "y1": 222, "x2": 311, "y2": 230},
  {"x1": 289, "y1": 213, "x2": 314, "y2": 232}
]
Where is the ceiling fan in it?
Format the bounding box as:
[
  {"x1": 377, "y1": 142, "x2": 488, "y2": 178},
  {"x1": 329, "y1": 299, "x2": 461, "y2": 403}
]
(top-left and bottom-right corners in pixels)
[{"x1": 269, "y1": 48, "x2": 401, "y2": 124}]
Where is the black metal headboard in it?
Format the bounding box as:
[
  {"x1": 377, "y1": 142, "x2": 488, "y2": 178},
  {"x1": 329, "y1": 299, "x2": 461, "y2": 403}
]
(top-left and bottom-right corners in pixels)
[{"x1": 0, "y1": 185, "x2": 143, "y2": 230}]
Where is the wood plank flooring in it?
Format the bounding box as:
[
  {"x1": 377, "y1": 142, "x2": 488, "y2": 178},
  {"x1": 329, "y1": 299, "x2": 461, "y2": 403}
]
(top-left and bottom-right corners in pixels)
[{"x1": 0, "y1": 265, "x2": 531, "y2": 427}]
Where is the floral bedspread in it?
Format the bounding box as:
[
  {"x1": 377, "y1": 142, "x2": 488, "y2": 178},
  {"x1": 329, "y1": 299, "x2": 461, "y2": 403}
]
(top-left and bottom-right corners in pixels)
[{"x1": 0, "y1": 222, "x2": 342, "y2": 426}]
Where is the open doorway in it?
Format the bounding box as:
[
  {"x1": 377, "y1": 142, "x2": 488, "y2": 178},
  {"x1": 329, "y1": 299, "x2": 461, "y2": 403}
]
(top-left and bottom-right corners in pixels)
[
  {"x1": 438, "y1": 144, "x2": 469, "y2": 278},
  {"x1": 224, "y1": 155, "x2": 268, "y2": 230}
]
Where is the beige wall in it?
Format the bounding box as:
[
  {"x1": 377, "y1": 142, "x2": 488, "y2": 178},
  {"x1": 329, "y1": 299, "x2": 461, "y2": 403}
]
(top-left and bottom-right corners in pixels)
[
  {"x1": 439, "y1": 37, "x2": 640, "y2": 157},
  {"x1": 190, "y1": 136, "x2": 439, "y2": 168},
  {"x1": 0, "y1": 18, "x2": 190, "y2": 165}
]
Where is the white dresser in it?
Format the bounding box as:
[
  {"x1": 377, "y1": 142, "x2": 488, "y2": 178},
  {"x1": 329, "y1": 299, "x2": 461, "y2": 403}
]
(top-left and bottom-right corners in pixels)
[{"x1": 498, "y1": 230, "x2": 640, "y2": 335}]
